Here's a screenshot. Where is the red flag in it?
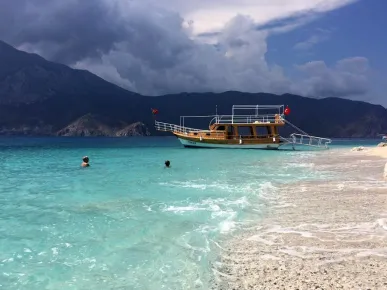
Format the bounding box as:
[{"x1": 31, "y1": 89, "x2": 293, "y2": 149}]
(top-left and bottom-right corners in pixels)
[
  {"x1": 151, "y1": 108, "x2": 159, "y2": 115},
  {"x1": 284, "y1": 106, "x2": 290, "y2": 116}
]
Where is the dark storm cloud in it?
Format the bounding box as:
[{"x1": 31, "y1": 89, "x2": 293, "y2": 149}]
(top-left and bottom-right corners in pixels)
[
  {"x1": 0, "y1": 0, "x2": 130, "y2": 64},
  {"x1": 0, "y1": 0, "x2": 377, "y2": 103}
]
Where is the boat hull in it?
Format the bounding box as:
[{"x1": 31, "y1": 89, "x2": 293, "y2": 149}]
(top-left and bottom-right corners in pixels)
[{"x1": 177, "y1": 137, "x2": 280, "y2": 149}]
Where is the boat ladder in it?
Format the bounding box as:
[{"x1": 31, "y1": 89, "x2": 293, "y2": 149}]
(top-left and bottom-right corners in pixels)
[
  {"x1": 289, "y1": 133, "x2": 332, "y2": 149},
  {"x1": 281, "y1": 119, "x2": 332, "y2": 149}
]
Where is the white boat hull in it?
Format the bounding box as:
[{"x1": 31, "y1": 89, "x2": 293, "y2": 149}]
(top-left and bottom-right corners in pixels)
[{"x1": 178, "y1": 138, "x2": 280, "y2": 149}]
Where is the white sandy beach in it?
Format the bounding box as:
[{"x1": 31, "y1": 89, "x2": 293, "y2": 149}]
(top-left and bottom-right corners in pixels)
[
  {"x1": 367, "y1": 146, "x2": 387, "y2": 159},
  {"x1": 213, "y1": 146, "x2": 387, "y2": 289}
]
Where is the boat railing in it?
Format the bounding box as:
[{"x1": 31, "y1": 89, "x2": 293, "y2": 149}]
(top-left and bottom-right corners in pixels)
[
  {"x1": 232, "y1": 105, "x2": 285, "y2": 116},
  {"x1": 155, "y1": 120, "x2": 201, "y2": 134},
  {"x1": 155, "y1": 120, "x2": 225, "y2": 138},
  {"x1": 211, "y1": 114, "x2": 284, "y2": 125},
  {"x1": 218, "y1": 134, "x2": 279, "y2": 138}
]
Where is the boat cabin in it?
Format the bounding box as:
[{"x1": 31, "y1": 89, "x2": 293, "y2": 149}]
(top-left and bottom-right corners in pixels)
[
  {"x1": 186, "y1": 121, "x2": 284, "y2": 141},
  {"x1": 174, "y1": 105, "x2": 287, "y2": 145}
]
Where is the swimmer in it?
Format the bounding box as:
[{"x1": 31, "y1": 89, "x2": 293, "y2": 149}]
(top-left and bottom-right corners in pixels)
[
  {"x1": 81, "y1": 156, "x2": 90, "y2": 167},
  {"x1": 165, "y1": 160, "x2": 171, "y2": 168}
]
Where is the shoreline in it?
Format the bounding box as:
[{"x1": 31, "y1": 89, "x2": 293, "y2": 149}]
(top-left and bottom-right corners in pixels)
[{"x1": 213, "y1": 147, "x2": 387, "y2": 289}]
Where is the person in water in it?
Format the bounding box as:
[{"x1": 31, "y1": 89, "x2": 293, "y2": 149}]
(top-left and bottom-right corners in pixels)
[
  {"x1": 81, "y1": 156, "x2": 90, "y2": 167},
  {"x1": 165, "y1": 160, "x2": 171, "y2": 168}
]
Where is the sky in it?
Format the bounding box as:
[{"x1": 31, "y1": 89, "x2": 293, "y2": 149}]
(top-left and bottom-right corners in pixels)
[{"x1": 0, "y1": 0, "x2": 386, "y2": 106}]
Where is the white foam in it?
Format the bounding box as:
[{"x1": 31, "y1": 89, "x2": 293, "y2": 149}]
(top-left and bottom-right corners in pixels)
[
  {"x1": 267, "y1": 226, "x2": 314, "y2": 238},
  {"x1": 257, "y1": 182, "x2": 278, "y2": 201},
  {"x1": 162, "y1": 196, "x2": 249, "y2": 215},
  {"x1": 159, "y1": 181, "x2": 203, "y2": 189},
  {"x1": 219, "y1": 220, "x2": 236, "y2": 234},
  {"x1": 51, "y1": 247, "x2": 58, "y2": 256},
  {"x1": 142, "y1": 203, "x2": 153, "y2": 212},
  {"x1": 195, "y1": 225, "x2": 213, "y2": 234},
  {"x1": 159, "y1": 179, "x2": 279, "y2": 199},
  {"x1": 209, "y1": 204, "x2": 221, "y2": 212},
  {"x1": 163, "y1": 206, "x2": 207, "y2": 213},
  {"x1": 159, "y1": 180, "x2": 230, "y2": 191},
  {"x1": 162, "y1": 196, "x2": 244, "y2": 235},
  {"x1": 211, "y1": 209, "x2": 233, "y2": 219},
  {"x1": 178, "y1": 234, "x2": 211, "y2": 253}
]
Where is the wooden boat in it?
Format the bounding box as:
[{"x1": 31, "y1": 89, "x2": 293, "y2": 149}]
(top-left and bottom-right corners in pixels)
[{"x1": 153, "y1": 105, "x2": 331, "y2": 150}]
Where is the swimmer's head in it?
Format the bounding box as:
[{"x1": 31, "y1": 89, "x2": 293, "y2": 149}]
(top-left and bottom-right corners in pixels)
[
  {"x1": 83, "y1": 156, "x2": 89, "y2": 163},
  {"x1": 165, "y1": 160, "x2": 170, "y2": 167}
]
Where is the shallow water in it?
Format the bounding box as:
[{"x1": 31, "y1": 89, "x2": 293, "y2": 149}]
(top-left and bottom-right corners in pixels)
[{"x1": 0, "y1": 137, "x2": 380, "y2": 289}]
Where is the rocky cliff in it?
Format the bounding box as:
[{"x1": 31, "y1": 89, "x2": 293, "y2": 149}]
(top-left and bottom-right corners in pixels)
[
  {"x1": 56, "y1": 114, "x2": 150, "y2": 137},
  {"x1": 115, "y1": 122, "x2": 150, "y2": 137}
]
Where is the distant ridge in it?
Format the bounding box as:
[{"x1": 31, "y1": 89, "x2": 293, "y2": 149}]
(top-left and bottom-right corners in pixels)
[
  {"x1": 56, "y1": 114, "x2": 150, "y2": 137},
  {"x1": 0, "y1": 40, "x2": 386, "y2": 138}
]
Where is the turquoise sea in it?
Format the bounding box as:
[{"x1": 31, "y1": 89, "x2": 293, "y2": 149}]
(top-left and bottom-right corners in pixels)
[{"x1": 0, "y1": 137, "x2": 380, "y2": 289}]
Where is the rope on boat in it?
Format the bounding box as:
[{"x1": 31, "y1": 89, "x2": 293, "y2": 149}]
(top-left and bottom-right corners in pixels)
[{"x1": 283, "y1": 119, "x2": 309, "y2": 136}]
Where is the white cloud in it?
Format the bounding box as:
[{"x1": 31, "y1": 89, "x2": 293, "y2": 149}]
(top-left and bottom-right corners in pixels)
[
  {"x1": 293, "y1": 28, "x2": 331, "y2": 50},
  {"x1": 293, "y1": 57, "x2": 370, "y2": 97},
  {"x1": 130, "y1": 0, "x2": 358, "y2": 35}
]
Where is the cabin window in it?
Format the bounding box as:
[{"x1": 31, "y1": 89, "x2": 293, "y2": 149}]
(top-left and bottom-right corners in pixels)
[
  {"x1": 227, "y1": 126, "x2": 235, "y2": 138},
  {"x1": 256, "y1": 126, "x2": 271, "y2": 137},
  {"x1": 237, "y1": 126, "x2": 254, "y2": 138},
  {"x1": 206, "y1": 133, "x2": 211, "y2": 136},
  {"x1": 193, "y1": 133, "x2": 198, "y2": 135},
  {"x1": 216, "y1": 126, "x2": 225, "y2": 131}
]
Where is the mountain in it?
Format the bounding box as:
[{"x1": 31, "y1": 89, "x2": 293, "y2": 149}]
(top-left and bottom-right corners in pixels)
[
  {"x1": 115, "y1": 122, "x2": 151, "y2": 137},
  {"x1": 56, "y1": 114, "x2": 117, "y2": 137},
  {"x1": 0, "y1": 40, "x2": 386, "y2": 138},
  {"x1": 56, "y1": 114, "x2": 150, "y2": 137}
]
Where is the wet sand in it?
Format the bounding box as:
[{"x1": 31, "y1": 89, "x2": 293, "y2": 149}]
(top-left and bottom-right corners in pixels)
[{"x1": 213, "y1": 148, "x2": 387, "y2": 289}]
